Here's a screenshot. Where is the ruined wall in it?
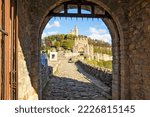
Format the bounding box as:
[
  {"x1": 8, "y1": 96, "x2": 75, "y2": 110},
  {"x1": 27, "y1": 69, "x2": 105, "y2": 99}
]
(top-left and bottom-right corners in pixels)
[{"x1": 128, "y1": 1, "x2": 150, "y2": 99}]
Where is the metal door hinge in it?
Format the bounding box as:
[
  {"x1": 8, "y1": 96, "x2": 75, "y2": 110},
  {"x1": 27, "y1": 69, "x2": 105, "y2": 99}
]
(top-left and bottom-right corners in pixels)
[{"x1": 0, "y1": 28, "x2": 8, "y2": 36}]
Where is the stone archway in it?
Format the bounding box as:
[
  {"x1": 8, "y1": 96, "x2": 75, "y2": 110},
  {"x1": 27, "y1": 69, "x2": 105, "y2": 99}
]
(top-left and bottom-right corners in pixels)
[
  {"x1": 38, "y1": 0, "x2": 124, "y2": 100},
  {"x1": 17, "y1": 0, "x2": 150, "y2": 100},
  {"x1": 78, "y1": 47, "x2": 85, "y2": 54}
]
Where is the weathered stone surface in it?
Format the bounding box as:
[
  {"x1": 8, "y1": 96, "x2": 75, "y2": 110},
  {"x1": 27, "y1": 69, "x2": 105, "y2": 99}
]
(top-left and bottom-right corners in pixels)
[
  {"x1": 17, "y1": 0, "x2": 150, "y2": 100},
  {"x1": 16, "y1": 0, "x2": 150, "y2": 100},
  {"x1": 76, "y1": 60, "x2": 112, "y2": 87},
  {"x1": 42, "y1": 59, "x2": 109, "y2": 100}
]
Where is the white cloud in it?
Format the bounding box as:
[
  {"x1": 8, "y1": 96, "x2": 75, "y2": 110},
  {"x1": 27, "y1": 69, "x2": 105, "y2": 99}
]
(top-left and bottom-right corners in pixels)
[
  {"x1": 53, "y1": 21, "x2": 60, "y2": 27},
  {"x1": 41, "y1": 31, "x2": 59, "y2": 39},
  {"x1": 45, "y1": 21, "x2": 60, "y2": 29},
  {"x1": 88, "y1": 27, "x2": 111, "y2": 43},
  {"x1": 89, "y1": 27, "x2": 106, "y2": 35},
  {"x1": 47, "y1": 31, "x2": 58, "y2": 35},
  {"x1": 42, "y1": 21, "x2": 60, "y2": 39}
]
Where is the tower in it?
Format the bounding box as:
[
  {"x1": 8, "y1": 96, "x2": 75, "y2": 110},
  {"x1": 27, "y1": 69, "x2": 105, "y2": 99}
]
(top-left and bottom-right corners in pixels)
[
  {"x1": 69, "y1": 25, "x2": 78, "y2": 36},
  {"x1": 74, "y1": 25, "x2": 78, "y2": 36}
]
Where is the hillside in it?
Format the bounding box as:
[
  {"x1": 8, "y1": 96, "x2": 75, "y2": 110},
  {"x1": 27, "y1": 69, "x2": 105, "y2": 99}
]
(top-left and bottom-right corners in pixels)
[{"x1": 42, "y1": 34, "x2": 112, "y2": 56}]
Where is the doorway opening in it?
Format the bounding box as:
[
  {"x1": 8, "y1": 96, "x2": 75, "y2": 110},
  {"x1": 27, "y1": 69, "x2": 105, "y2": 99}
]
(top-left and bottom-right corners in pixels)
[{"x1": 39, "y1": 0, "x2": 121, "y2": 100}]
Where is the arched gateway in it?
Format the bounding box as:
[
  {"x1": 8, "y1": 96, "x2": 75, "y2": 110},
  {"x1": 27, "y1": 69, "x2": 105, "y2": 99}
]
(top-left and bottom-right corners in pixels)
[
  {"x1": 0, "y1": 0, "x2": 150, "y2": 100},
  {"x1": 38, "y1": 0, "x2": 122, "y2": 100}
]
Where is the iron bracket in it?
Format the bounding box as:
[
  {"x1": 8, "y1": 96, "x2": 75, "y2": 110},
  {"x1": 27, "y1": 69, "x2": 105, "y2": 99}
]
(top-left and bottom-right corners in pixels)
[{"x1": 0, "y1": 28, "x2": 8, "y2": 36}]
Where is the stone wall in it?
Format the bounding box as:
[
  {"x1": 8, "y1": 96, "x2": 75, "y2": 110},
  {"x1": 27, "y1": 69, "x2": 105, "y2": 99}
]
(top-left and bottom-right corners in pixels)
[
  {"x1": 16, "y1": 0, "x2": 150, "y2": 100},
  {"x1": 17, "y1": 0, "x2": 39, "y2": 100},
  {"x1": 39, "y1": 65, "x2": 50, "y2": 99},
  {"x1": 127, "y1": 1, "x2": 150, "y2": 99},
  {"x1": 94, "y1": 53, "x2": 112, "y2": 61},
  {"x1": 48, "y1": 60, "x2": 61, "y2": 76},
  {"x1": 64, "y1": 52, "x2": 80, "y2": 58},
  {"x1": 18, "y1": 41, "x2": 38, "y2": 100},
  {"x1": 16, "y1": 0, "x2": 123, "y2": 100},
  {"x1": 76, "y1": 60, "x2": 112, "y2": 88}
]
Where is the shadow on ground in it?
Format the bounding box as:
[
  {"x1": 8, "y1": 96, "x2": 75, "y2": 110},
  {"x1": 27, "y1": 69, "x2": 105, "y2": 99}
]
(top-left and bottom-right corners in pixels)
[{"x1": 42, "y1": 75, "x2": 107, "y2": 100}]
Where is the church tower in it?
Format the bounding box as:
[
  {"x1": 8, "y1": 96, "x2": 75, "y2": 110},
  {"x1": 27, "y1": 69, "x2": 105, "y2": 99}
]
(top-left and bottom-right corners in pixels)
[
  {"x1": 74, "y1": 25, "x2": 78, "y2": 36},
  {"x1": 70, "y1": 25, "x2": 78, "y2": 36}
]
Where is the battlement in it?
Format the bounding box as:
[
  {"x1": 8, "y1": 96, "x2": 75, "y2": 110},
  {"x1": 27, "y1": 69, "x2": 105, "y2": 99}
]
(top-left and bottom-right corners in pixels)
[
  {"x1": 75, "y1": 37, "x2": 87, "y2": 40},
  {"x1": 74, "y1": 35, "x2": 89, "y2": 42}
]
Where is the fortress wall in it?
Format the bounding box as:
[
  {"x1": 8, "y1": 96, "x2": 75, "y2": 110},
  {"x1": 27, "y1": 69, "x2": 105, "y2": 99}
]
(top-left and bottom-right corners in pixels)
[{"x1": 76, "y1": 60, "x2": 112, "y2": 88}]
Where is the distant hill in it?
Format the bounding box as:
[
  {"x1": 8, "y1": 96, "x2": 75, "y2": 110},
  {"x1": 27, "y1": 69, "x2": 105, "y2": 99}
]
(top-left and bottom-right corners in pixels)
[{"x1": 42, "y1": 34, "x2": 112, "y2": 55}]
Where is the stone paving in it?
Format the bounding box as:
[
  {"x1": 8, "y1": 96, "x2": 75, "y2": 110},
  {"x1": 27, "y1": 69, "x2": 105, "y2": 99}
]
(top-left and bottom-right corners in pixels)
[{"x1": 42, "y1": 59, "x2": 108, "y2": 100}]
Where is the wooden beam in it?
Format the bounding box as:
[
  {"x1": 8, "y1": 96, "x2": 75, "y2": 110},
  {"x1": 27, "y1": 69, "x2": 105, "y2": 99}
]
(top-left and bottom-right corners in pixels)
[
  {"x1": 48, "y1": 0, "x2": 111, "y2": 19},
  {"x1": 91, "y1": 5, "x2": 95, "y2": 14},
  {"x1": 78, "y1": 5, "x2": 81, "y2": 14},
  {"x1": 49, "y1": 12, "x2": 110, "y2": 19},
  {"x1": 64, "y1": 4, "x2": 68, "y2": 14}
]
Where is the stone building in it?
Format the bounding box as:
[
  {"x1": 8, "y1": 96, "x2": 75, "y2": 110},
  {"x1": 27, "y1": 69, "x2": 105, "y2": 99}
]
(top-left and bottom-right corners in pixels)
[
  {"x1": 0, "y1": 0, "x2": 150, "y2": 100},
  {"x1": 73, "y1": 36, "x2": 94, "y2": 58},
  {"x1": 70, "y1": 26, "x2": 94, "y2": 58}
]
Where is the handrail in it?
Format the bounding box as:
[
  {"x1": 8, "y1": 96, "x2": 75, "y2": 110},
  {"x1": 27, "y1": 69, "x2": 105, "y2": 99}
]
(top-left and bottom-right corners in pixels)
[{"x1": 0, "y1": 28, "x2": 8, "y2": 36}]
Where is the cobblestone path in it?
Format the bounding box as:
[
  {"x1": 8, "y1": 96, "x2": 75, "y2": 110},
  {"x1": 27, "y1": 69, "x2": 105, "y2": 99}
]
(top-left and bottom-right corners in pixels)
[{"x1": 42, "y1": 59, "x2": 107, "y2": 100}]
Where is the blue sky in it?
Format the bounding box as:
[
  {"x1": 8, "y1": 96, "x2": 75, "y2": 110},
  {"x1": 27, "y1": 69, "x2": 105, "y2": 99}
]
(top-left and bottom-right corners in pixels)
[{"x1": 42, "y1": 10, "x2": 112, "y2": 44}]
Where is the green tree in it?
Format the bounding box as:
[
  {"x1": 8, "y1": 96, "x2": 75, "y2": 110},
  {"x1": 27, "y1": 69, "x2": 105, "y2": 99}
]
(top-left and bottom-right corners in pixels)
[
  {"x1": 55, "y1": 41, "x2": 61, "y2": 50},
  {"x1": 62, "y1": 40, "x2": 75, "y2": 50}
]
